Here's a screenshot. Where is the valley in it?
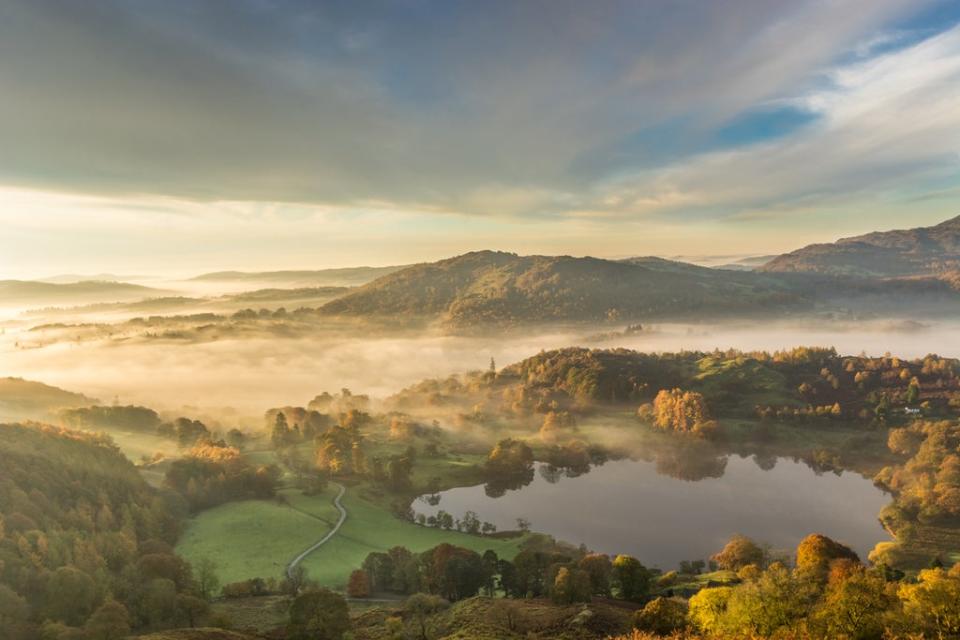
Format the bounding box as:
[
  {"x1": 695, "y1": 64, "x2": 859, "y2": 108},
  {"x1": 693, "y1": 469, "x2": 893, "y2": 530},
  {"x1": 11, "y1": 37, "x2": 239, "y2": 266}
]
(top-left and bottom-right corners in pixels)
[{"x1": 3, "y1": 217, "x2": 960, "y2": 639}]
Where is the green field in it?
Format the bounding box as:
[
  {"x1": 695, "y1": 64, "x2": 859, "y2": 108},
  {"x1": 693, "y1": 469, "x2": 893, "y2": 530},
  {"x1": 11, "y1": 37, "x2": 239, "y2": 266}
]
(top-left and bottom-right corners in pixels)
[
  {"x1": 177, "y1": 481, "x2": 528, "y2": 589},
  {"x1": 299, "y1": 488, "x2": 528, "y2": 589},
  {"x1": 176, "y1": 486, "x2": 340, "y2": 585}
]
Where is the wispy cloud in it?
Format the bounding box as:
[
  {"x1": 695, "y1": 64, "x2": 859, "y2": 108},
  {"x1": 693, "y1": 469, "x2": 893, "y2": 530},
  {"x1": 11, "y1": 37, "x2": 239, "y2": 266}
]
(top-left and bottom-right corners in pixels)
[{"x1": 590, "y1": 22, "x2": 960, "y2": 221}]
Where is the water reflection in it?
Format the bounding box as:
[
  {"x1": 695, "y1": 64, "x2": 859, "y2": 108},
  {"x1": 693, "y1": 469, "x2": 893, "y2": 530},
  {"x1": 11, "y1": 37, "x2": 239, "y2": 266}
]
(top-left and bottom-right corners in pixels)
[{"x1": 414, "y1": 446, "x2": 891, "y2": 569}]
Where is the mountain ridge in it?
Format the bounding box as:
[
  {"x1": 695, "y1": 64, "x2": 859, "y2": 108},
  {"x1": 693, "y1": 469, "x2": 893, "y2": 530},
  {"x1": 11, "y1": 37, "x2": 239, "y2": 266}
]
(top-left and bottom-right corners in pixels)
[
  {"x1": 762, "y1": 214, "x2": 960, "y2": 277},
  {"x1": 319, "y1": 250, "x2": 805, "y2": 328}
]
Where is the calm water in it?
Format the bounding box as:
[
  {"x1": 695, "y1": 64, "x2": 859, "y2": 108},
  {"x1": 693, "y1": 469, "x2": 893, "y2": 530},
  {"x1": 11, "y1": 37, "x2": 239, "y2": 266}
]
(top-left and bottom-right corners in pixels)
[{"x1": 412, "y1": 456, "x2": 891, "y2": 569}]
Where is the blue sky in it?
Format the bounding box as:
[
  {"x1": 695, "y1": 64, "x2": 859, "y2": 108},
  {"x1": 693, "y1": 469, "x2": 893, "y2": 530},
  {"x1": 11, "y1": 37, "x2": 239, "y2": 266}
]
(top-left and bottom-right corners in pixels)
[{"x1": 1, "y1": 0, "x2": 959, "y2": 276}]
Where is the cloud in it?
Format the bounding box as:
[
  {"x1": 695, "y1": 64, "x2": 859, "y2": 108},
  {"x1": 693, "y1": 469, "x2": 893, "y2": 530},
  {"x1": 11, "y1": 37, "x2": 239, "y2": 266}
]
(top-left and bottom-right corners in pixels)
[
  {"x1": 593, "y1": 22, "x2": 960, "y2": 220},
  {"x1": 0, "y1": 0, "x2": 932, "y2": 217}
]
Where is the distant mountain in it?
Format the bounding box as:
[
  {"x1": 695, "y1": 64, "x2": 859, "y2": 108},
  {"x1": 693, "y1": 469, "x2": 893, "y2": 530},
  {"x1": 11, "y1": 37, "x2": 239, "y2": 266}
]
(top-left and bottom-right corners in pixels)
[
  {"x1": 762, "y1": 215, "x2": 960, "y2": 277},
  {"x1": 190, "y1": 265, "x2": 407, "y2": 287},
  {"x1": 667, "y1": 253, "x2": 778, "y2": 270},
  {"x1": 39, "y1": 273, "x2": 149, "y2": 284},
  {"x1": 0, "y1": 377, "x2": 97, "y2": 420},
  {"x1": 0, "y1": 280, "x2": 164, "y2": 306},
  {"x1": 320, "y1": 250, "x2": 805, "y2": 328}
]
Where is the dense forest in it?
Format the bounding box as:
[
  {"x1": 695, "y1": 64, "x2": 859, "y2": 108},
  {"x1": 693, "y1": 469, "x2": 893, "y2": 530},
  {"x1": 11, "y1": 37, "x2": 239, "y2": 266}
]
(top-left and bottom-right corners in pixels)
[{"x1": 0, "y1": 422, "x2": 209, "y2": 638}]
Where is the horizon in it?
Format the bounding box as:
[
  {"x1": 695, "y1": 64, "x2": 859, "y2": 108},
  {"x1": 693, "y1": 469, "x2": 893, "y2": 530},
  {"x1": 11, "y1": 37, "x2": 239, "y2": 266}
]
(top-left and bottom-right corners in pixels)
[
  {"x1": 2, "y1": 1, "x2": 960, "y2": 278},
  {"x1": 4, "y1": 211, "x2": 959, "y2": 282}
]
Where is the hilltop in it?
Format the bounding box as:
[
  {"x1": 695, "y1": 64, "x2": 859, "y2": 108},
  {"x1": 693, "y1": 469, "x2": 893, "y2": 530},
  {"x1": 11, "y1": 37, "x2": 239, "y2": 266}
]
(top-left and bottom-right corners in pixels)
[
  {"x1": 320, "y1": 251, "x2": 804, "y2": 328},
  {"x1": 762, "y1": 214, "x2": 960, "y2": 277},
  {"x1": 0, "y1": 377, "x2": 98, "y2": 420}
]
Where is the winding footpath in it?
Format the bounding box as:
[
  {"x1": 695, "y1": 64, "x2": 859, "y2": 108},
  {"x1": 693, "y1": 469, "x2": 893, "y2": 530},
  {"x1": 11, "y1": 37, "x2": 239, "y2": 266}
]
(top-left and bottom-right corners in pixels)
[{"x1": 286, "y1": 482, "x2": 347, "y2": 580}]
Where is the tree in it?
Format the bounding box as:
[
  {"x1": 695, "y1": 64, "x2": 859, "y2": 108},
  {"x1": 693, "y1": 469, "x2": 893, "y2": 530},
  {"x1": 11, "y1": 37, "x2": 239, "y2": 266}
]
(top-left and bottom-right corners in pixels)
[
  {"x1": 85, "y1": 600, "x2": 131, "y2": 640},
  {"x1": 45, "y1": 566, "x2": 97, "y2": 625},
  {"x1": 287, "y1": 588, "x2": 351, "y2": 640},
  {"x1": 711, "y1": 534, "x2": 765, "y2": 571},
  {"x1": 688, "y1": 586, "x2": 735, "y2": 634},
  {"x1": 634, "y1": 597, "x2": 688, "y2": 635},
  {"x1": 404, "y1": 593, "x2": 448, "y2": 640},
  {"x1": 195, "y1": 557, "x2": 220, "y2": 600},
  {"x1": 0, "y1": 585, "x2": 28, "y2": 636},
  {"x1": 351, "y1": 442, "x2": 368, "y2": 475},
  {"x1": 726, "y1": 563, "x2": 814, "y2": 637},
  {"x1": 485, "y1": 439, "x2": 534, "y2": 476},
  {"x1": 690, "y1": 563, "x2": 814, "y2": 637},
  {"x1": 612, "y1": 554, "x2": 651, "y2": 601},
  {"x1": 578, "y1": 553, "x2": 613, "y2": 596},
  {"x1": 795, "y1": 533, "x2": 859, "y2": 579},
  {"x1": 272, "y1": 411, "x2": 292, "y2": 448},
  {"x1": 813, "y1": 567, "x2": 894, "y2": 640},
  {"x1": 287, "y1": 564, "x2": 308, "y2": 595},
  {"x1": 897, "y1": 566, "x2": 960, "y2": 638},
  {"x1": 347, "y1": 570, "x2": 371, "y2": 598},
  {"x1": 906, "y1": 378, "x2": 921, "y2": 405},
  {"x1": 651, "y1": 388, "x2": 716, "y2": 437},
  {"x1": 551, "y1": 566, "x2": 592, "y2": 604},
  {"x1": 387, "y1": 455, "x2": 413, "y2": 490},
  {"x1": 174, "y1": 594, "x2": 209, "y2": 628}
]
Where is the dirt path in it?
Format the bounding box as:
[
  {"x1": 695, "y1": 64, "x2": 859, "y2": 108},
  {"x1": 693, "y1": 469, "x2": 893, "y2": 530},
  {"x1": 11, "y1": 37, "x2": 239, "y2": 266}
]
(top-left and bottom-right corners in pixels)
[{"x1": 286, "y1": 482, "x2": 346, "y2": 579}]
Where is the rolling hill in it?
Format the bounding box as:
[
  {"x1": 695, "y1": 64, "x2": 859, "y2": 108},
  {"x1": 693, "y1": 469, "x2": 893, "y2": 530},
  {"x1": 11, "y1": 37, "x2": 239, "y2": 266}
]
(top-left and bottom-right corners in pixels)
[
  {"x1": 320, "y1": 251, "x2": 806, "y2": 328},
  {"x1": 190, "y1": 265, "x2": 408, "y2": 288},
  {"x1": 762, "y1": 214, "x2": 960, "y2": 277},
  {"x1": 0, "y1": 279, "x2": 163, "y2": 306},
  {"x1": 0, "y1": 377, "x2": 98, "y2": 421}
]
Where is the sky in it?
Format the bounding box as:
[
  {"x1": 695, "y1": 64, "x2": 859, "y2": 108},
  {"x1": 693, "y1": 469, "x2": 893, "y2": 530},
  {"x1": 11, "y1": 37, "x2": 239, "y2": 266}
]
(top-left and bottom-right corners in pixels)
[{"x1": 2, "y1": 0, "x2": 960, "y2": 278}]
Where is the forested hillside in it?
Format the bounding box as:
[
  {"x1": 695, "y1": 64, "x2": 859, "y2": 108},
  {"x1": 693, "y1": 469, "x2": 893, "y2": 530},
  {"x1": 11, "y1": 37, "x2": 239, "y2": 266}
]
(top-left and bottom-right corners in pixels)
[
  {"x1": 320, "y1": 251, "x2": 806, "y2": 328},
  {"x1": 390, "y1": 346, "x2": 960, "y2": 424},
  {"x1": 0, "y1": 423, "x2": 203, "y2": 638},
  {"x1": 0, "y1": 378, "x2": 98, "y2": 421},
  {"x1": 763, "y1": 214, "x2": 960, "y2": 278}
]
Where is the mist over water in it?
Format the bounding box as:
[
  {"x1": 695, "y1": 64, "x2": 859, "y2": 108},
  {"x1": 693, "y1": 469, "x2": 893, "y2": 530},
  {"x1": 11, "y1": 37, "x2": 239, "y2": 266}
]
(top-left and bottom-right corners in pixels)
[{"x1": 2, "y1": 317, "x2": 959, "y2": 417}]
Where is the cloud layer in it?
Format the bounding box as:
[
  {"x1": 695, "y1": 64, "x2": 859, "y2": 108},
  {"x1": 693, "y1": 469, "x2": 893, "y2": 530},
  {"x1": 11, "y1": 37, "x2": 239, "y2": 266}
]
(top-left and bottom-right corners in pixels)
[{"x1": 2, "y1": 1, "x2": 952, "y2": 212}]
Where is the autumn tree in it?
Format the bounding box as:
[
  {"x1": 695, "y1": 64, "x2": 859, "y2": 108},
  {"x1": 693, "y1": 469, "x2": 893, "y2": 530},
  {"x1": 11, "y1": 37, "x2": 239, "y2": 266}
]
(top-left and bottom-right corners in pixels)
[
  {"x1": 634, "y1": 596, "x2": 688, "y2": 635},
  {"x1": 85, "y1": 599, "x2": 131, "y2": 640},
  {"x1": 485, "y1": 438, "x2": 534, "y2": 475},
  {"x1": 612, "y1": 554, "x2": 651, "y2": 601},
  {"x1": 897, "y1": 565, "x2": 960, "y2": 638},
  {"x1": 795, "y1": 533, "x2": 859, "y2": 580},
  {"x1": 648, "y1": 389, "x2": 717, "y2": 437},
  {"x1": 578, "y1": 553, "x2": 613, "y2": 596},
  {"x1": 812, "y1": 566, "x2": 894, "y2": 640},
  {"x1": 711, "y1": 534, "x2": 766, "y2": 571},
  {"x1": 287, "y1": 588, "x2": 351, "y2": 640},
  {"x1": 347, "y1": 570, "x2": 371, "y2": 598},
  {"x1": 551, "y1": 566, "x2": 592, "y2": 604}
]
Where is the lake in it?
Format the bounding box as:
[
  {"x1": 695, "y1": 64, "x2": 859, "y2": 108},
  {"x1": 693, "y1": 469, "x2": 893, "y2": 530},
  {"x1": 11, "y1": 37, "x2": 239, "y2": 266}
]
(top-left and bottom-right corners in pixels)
[{"x1": 411, "y1": 455, "x2": 892, "y2": 569}]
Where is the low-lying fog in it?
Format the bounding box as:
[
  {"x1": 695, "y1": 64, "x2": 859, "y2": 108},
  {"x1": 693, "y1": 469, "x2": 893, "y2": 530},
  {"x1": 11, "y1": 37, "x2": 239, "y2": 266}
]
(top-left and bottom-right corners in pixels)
[{"x1": 3, "y1": 316, "x2": 959, "y2": 421}]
